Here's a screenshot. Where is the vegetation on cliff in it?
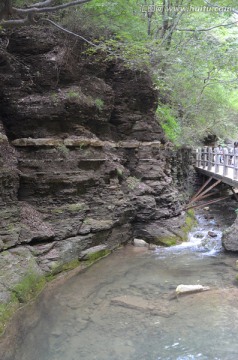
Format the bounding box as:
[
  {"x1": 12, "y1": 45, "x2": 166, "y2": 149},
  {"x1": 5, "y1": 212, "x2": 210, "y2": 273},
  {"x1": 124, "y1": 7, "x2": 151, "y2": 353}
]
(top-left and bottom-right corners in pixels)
[
  {"x1": 75, "y1": 0, "x2": 238, "y2": 145},
  {"x1": 1, "y1": 1, "x2": 238, "y2": 145}
]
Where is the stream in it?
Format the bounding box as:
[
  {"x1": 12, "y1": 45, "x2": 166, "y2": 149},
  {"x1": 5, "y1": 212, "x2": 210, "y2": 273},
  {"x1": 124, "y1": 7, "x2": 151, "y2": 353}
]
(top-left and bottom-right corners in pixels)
[{"x1": 1, "y1": 202, "x2": 238, "y2": 360}]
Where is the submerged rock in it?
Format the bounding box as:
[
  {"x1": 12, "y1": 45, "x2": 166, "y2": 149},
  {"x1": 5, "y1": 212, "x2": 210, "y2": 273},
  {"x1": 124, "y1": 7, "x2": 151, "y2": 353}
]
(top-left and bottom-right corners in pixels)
[{"x1": 111, "y1": 295, "x2": 175, "y2": 317}]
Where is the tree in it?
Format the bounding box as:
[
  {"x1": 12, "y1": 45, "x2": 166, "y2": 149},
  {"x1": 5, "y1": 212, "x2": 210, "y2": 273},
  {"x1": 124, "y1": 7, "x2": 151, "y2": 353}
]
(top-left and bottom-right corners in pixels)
[
  {"x1": 0, "y1": 0, "x2": 92, "y2": 27},
  {"x1": 1, "y1": 0, "x2": 238, "y2": 145}
]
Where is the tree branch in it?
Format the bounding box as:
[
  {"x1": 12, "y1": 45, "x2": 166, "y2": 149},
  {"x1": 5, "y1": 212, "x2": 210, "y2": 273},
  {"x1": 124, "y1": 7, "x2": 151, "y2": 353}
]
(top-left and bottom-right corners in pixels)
[
  {"x1": 176, "y1": 20, "x2": 238, "y2": 32},
  {"x1": 41, "y1": 18, "x2": 97, "y2": 46},
  {"x1": 13, "y1": 0, "x2": 92, "y2": 15},
  {"x1": 28, "y1": 0, "x2": 54, "y2": 8},
  {"x1": 0, "y1": 16, "x2": 32, "y2": 27},
  {"x1": 204, "y1": 1, "x2": 238, "y2": 15}
]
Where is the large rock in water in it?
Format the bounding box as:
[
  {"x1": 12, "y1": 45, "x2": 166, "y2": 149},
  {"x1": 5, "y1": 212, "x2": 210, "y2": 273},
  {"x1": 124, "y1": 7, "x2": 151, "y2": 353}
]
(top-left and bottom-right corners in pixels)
[{"x1": 222, "y1": 216, "x2": 238, "y2": 251}]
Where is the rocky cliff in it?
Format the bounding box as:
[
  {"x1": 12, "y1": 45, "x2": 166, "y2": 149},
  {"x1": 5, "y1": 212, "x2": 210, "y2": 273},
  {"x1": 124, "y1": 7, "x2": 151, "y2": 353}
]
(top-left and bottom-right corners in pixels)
[{"x1": 0, "y1": 27, "x2": 194, "y2": 307}]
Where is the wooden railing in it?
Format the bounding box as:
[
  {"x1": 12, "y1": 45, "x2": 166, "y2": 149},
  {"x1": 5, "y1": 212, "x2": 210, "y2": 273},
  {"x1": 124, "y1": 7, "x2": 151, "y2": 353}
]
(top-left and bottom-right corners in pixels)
[{"x1": 196, "y1": 146, "x2": 238, "y2": 180}]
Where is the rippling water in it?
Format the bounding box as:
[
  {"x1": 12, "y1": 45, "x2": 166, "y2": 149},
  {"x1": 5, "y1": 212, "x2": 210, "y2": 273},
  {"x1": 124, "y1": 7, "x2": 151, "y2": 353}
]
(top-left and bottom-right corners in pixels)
[{"x1": 1, "y1": 204, "x2": 238, "y2": 360}]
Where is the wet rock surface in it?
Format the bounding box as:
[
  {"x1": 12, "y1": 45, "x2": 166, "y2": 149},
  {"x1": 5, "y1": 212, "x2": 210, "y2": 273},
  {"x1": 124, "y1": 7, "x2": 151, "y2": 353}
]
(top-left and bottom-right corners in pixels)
[
  {"x1": 0, "y1": 28, "x2": 194, "y2": 304},
  {"x1": 222, "y1": 215, "x2": 238, "y2": 251}
]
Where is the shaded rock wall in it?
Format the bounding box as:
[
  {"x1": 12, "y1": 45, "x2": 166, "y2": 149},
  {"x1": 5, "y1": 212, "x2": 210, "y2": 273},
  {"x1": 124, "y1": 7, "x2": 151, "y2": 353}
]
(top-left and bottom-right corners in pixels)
[{"x1": 0, "y1": 27, "x2": 194, "y2": 302}]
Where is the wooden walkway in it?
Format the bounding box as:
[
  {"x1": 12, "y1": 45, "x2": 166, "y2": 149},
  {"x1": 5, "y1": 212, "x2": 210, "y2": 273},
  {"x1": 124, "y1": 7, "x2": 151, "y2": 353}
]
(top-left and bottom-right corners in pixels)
[
  {"x1": 184, "y1": 146, "x2": 238, "y2": 210},
  {"x1": 195, "y1": 146, "x2": 238, "y2": 188}
]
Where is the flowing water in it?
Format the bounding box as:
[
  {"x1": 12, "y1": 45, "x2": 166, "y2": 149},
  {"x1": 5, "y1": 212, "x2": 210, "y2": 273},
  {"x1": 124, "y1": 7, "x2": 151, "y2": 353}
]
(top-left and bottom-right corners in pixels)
[{"x1": 1, "y1": 204, "x2": 238, "y2": 360}]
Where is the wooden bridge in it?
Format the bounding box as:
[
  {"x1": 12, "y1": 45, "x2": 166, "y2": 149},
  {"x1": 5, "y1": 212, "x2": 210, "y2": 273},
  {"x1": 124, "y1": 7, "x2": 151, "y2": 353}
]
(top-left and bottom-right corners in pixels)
[{"x1": 185, "y1": 146, "x2": 238, "y2": 210}]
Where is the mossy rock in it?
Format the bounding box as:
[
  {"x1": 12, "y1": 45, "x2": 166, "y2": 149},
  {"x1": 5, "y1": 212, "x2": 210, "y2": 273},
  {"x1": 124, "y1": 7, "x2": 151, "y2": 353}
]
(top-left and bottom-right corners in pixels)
[
  {"x1": 154, "y1": 210, "x2": 196, "y2": 247},
  {"x1": 86, "y1": 249, "x2": 111, "y2": 263},
  {"x1": 12, "y1": 272, "x2": 46, "y2": 304},
  {"x1": 180, "y1": 209, "x2": 197, "y2": 241},
  {"x1": 0, "y1": 272, "x2": 46, "y2": 336},
  {"x1": 0, "y1": 300, "x2": 18, "y2": 335},
  {"x1": 50, "y1": 202, "x2": 88, "y2": 214},
  {"x1": 155, "y1": 236, "x2": 177, "y2": 247},
  {"x1": 55, "y1": 259, "x2": 81, "y2": 274},
  {"x1": 0, "y1": 247, "x2": 112, "y2": 336}
]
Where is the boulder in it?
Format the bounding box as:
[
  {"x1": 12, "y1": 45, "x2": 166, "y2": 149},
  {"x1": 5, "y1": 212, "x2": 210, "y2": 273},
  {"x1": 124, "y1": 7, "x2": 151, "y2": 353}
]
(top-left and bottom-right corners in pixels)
[
  {"x1": 222, "y1": 216, "x2": 238, "y2": 252},
  {"x1": 133, "y1": 238, "x2": 148, "y2": 247}
]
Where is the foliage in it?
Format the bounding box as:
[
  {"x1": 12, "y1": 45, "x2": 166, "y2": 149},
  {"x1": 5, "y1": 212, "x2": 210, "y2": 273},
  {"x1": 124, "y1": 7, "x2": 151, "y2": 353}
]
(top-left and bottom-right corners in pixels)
[
  {"x1": 2, "y1": 0, "x2": 238, "y2": 145},
  {"x1": 94, "y1": 98, "x2": 104, "y2": 111},
  {"x1": 66, "y1": 90, "x2": 80, "y2": 99},
  {"x1": 126, "y1": 176, "x2": 141, "y2": 190},
  {"x1": 64, "y1": 0, "x2": 238, "y2": 145},
  {"x1": 156, "y1": 105, "x2": 181, "y2": 143},
  {"x1": 57, "y1": 144, "x2": 69, "y2": 156}
]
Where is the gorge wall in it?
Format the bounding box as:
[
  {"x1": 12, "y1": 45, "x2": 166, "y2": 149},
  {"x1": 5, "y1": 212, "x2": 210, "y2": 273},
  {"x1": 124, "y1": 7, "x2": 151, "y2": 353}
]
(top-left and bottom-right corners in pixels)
[{"x1": 0, "y1": 27, "x2": 194, "y2": 306}]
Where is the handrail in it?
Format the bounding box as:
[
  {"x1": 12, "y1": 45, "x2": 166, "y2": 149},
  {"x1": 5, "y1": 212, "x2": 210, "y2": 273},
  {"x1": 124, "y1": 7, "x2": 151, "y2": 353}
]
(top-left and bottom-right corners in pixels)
[{"x1": 196, "y1": 146, "x2": 238, "y2": 181}]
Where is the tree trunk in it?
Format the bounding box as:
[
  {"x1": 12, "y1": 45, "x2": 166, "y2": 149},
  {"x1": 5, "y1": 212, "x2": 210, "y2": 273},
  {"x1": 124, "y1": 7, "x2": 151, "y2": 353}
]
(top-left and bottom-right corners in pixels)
[{"x1": 0, "y1": 0, "x2": 12, "y2": 20}]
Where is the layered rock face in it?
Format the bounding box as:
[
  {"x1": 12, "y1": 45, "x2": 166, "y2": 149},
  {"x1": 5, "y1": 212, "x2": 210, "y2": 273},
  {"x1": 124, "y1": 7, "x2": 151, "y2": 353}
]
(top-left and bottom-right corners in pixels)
[{"x1": 0, "y1": 27, "x2": 193, "y2": 302}]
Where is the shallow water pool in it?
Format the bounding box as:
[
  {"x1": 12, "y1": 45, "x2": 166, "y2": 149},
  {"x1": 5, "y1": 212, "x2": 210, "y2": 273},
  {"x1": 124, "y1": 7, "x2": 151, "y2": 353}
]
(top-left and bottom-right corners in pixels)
[{"x1": 1, "y1": 207, "x2": 238, "y2": 360}]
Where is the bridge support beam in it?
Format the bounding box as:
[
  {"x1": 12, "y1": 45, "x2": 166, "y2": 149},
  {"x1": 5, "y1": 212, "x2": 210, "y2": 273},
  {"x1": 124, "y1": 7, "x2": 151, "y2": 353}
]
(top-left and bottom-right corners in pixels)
[{"x1": 184, "y1": 177, "x2": 236, "y2": 211}]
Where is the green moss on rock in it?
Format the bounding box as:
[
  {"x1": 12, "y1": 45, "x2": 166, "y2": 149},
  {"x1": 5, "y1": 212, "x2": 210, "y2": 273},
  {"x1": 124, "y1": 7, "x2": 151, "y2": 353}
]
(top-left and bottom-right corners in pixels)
[
  {"x1": 0, "y1": 300, "x2": 18, "y2": 336},
  {"x1": 12, "y1": 272, "x2": 46, "y2": 304},
  {"x1": 155, "y1": 236, "x2": 177, "y2": 247},
  {"x1": 181, "y1": 209, "x2": 197, "y2": 240},
  {"x1": 154, "y1": 210, "x2": 197, "y2": 247},
  {"x1": 0, "y1": 247, "x2": 113, "y2": 336},
  {"x1": 61, "y1": 259, "x2": 81, "y2": 272},
  {"x1": 0, "y1": 272, "x2": 46, "y2": 336},
  {"x1": 86, "y1": 249, "x2": 111, "y2": 263}
]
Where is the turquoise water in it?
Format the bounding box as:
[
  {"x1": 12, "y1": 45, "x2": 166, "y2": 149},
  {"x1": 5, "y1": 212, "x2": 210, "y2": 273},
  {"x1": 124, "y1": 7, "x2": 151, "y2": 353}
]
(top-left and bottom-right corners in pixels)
[{"x1": 1, "y1": 207, "x2": 238, "y2": 360}]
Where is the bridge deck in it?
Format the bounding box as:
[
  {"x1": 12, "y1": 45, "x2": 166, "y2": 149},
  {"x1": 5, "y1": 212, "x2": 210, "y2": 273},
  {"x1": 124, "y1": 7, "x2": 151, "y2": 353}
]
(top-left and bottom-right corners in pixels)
[
  {"x1": 195, "y1": 166, "x2": 238, "y2": 188},
  {"x1": 195, "y1": 147, "x2": 238, "y2": 188}
]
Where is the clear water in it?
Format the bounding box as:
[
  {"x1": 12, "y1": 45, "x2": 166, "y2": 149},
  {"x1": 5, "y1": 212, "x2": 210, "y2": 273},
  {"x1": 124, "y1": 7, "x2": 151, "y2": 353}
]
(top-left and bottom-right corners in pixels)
[{"x1": 2, "y1": 207, "x2": 238, "y2": 360}]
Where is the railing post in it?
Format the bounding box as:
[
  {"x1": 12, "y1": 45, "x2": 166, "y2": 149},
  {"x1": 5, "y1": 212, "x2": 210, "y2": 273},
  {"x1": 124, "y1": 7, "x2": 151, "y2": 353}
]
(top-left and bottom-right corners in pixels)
[
  {"x1": 214, "y1": 147, "x2": 219, "y2": 173},
  {"x1": 223, "y1": 147, "x2": 228, "y2": 176},
  {"x1": 208, "y1": 147, "x2": 212, "y2": 171},
  {"x1": 201, "y1": 147, "x2": 204, "y2": 168},
  {"x1": 196, "y1": 148, "x2": 201, "y2": 167},
  {"x1": 234, "y1": 151, "x2": 238, "y2": 180},
  {"x1": 203, "y1": 146, "x2": 208, "y2": 169},
  {"x1": 195, "y1": 148, "x2": 198, "y2": 167}
]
